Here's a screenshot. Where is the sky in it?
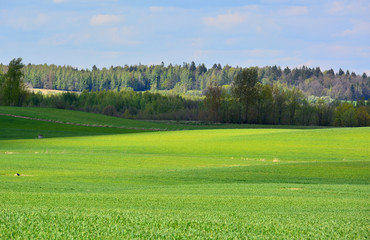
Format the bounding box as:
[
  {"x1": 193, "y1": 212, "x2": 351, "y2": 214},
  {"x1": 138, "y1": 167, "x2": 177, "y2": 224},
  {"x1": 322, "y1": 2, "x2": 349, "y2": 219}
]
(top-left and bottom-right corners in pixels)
[{"x1": 0, "y1": 0, "x2": 369, "y2": 74}]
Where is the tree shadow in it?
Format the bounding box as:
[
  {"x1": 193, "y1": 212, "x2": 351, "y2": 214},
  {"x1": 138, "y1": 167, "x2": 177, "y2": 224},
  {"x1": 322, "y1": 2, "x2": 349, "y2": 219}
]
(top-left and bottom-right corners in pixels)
[{"x1": 0, "y1": 115, "x2": 147, "y2": 140}]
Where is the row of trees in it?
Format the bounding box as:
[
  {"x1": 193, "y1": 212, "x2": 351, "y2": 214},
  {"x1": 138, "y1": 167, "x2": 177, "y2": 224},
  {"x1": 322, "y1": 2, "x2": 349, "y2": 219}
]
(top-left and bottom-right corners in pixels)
[
  {"x1": 205, "y1": 68, "x2": 369, "y2": 127},
  {"x1": 1, "y1": 58, "x2": 369, "y2": 127},
  {"x1": 21, "y1": 81, "x2": 369, "y2": 127},
  {"x1": 26, "y1": 90, "x2": 200, "y2": 120},
  {"x1": 0, "y1": 61, "x2": 368, "y2": 101}
]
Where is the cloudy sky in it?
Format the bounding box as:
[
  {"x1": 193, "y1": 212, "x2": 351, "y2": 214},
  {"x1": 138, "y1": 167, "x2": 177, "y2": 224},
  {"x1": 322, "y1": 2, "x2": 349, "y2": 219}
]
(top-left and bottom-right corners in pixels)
[{"x1": 1, "y1": 0, "x2": 369, "y2": 74}]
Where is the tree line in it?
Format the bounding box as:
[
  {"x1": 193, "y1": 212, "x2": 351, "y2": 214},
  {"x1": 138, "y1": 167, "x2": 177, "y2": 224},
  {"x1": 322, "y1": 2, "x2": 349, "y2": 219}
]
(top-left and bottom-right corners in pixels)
[
  {"x1": 0, "y1": 61, "x2": 369, "y2": 101},
  {"x1": 1, "y1": 58, "x2": 369, "y2": 127}
]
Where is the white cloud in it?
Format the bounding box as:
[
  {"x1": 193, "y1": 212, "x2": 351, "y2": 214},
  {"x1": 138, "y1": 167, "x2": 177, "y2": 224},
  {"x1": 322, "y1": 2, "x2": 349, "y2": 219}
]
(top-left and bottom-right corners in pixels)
[
  {"x1": 191, "y1": 38, "x2": 205, "y2": 49},
  {"x1": 328, "y1": 1, "x2": 346, "y2": 14},
  {"x1": 312, "y1": 44, "x2": 370, "y2": 58},
  {"x1": 90, "y1": 14, "x2": 124, "y2": 26},
  {"x1": 39, "y1": 32, "x2": 91, "y2": 46},
  {"x1": 9, "y1": 13, "x2": 49, "y2": 30},
  {"x1": 225, "y1": 38, "x2": 240, "y2": 45},
  {"x1": 192, "y1": 50, "x2": 211, "y2": 61},
  {"x1": 39, "y1": 26, "x2": 139, "y2": 47},
  {"x1": 104, "y1": 27, "x2": 139, "y2": 46},
  {"x1": 149, "y1": 6, "x2": 176, "y2": 12},
  {"x1": 204, "y1": 12, "x2": 246, "y2": 30},
  {"x1": 280, "y1": 6, "x2": 308, "y2": 16},
  {"x1": 191, "y1": 49, "x2": 282, "y2": 64},
  {"x1": 296, "y1": 60, "x2": 313, "y2": 68},
  {"x1": 35, "y1": 14, "x2": 48, "y2": 25},
  {"x1": 339, "y1": 21, "x2": 370, "y2": 36},
  {"x1": 103, "y1": 51, "x2": 123, "y2": 58},
  {"x1": 149, "y1": 6, "x2": 165, "y2": 12},
  {"x1": 260, "y1": 0, "x2": 290, "y2": 3},
  {"x1": 203, "y1": 6, "x2": 282, "y2": 34},
  {"x1": 328, "y1": 1, "x2": 370, "y2": 15},
  {"x1": 241, "y1": 5, "x2": 260, "y2": 11},
  {"x1": 247, "y1": 49, "x2": 282, "y2": 57}
]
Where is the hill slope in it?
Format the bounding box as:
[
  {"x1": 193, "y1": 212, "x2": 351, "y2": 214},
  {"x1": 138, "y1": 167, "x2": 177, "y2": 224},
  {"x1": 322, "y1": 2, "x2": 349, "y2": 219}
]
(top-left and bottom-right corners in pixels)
[
  {"x1": 0, "y1": 117, "x2": 369, "y2": 238},
  {"x1": 0, "y1": 106, "x2": 324, "y2": 133}
]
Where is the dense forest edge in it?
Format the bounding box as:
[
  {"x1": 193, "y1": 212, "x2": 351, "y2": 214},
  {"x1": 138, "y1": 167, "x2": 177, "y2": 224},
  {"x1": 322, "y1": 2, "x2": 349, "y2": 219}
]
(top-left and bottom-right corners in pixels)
[
  {"x1": 1, "y1": 60, "x2": 369, "y2": 101},
  {"x1": 0, "y1": 58, "x2": 369, "y2": 127}
]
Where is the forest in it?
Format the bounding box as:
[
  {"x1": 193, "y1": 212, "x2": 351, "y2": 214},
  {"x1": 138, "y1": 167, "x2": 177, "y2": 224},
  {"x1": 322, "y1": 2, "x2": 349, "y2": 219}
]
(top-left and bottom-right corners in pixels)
[
  {"x1": 0, "y1": 58, "x2": 369, "y2": 127},
  {"x1": 0, "y1": 61, "x2": 369, "y2": 101}
]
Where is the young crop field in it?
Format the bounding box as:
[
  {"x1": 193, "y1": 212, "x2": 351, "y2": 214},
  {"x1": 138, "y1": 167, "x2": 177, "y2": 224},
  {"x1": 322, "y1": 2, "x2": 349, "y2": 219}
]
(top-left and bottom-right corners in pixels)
[
  {"x1": 0, "y1": 106, "x2": 324, "y2": 131},
  {"x1": 0, "y1": 107, "x2": 369, "y2": 239}
]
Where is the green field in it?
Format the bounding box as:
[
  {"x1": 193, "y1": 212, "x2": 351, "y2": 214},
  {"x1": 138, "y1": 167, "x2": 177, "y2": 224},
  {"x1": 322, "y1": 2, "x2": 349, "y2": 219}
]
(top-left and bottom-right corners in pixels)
[
  {"x1": 0, "y1": 107, "x2": 369, "y2": 238},
  {"x1": 0, "y1": 106, "x2": 325, "y2": 131}
]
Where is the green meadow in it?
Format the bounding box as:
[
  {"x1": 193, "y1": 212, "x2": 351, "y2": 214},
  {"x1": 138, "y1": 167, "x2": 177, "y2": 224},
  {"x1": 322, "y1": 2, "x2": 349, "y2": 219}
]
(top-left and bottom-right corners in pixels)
[{"x1": 0, "y1": 107, "x2": 369, "y2": 239}]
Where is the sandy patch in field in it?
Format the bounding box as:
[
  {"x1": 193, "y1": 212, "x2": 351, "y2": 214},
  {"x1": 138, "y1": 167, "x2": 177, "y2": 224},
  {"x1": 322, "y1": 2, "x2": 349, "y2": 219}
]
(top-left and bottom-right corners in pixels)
[
  {"x1": 0, "y1": 174, "x2": 35, "y2": 177},
  {"x1": 13, "y1": 174, "x2": 35, "y2": 177},
  {"x1": 30, "y1": 88, "x2": 71, "y2": 95},
  {"x1": 273, "y1": 158, "x2": 280, "y2": 162},
  {"x1": 286, "y1": 188, "x2": 303, "y2": 191},
  {"x1": 4, "y1": 152, "x2": 16, "y2": 154},
  {"x1": 223, "y1": 164, "x2": 249, "y2": 167}
]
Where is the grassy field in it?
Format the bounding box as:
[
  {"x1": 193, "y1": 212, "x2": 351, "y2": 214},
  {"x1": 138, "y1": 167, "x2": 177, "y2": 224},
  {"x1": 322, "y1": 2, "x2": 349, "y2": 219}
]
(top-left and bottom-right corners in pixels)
[
  {"x1": 0, "y1": 106, "x2": 325, "y2": 131},
  {"x1": 30, "y1": 88, "x2": 76, "y2": 95},
  {"x1": 0, "y1": 107, "x2": 369, "y2": 238}
]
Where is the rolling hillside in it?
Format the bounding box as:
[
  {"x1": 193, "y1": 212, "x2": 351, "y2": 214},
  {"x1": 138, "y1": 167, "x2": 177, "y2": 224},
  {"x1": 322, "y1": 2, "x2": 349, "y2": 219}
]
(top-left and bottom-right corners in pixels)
[{"x1": 0, "y1": 107, "x2": 369, "y2": 238}]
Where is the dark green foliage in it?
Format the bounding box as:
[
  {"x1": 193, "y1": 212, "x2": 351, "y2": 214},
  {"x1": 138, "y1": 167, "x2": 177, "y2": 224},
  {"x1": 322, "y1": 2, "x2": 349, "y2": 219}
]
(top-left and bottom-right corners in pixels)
[
  {"x1": 24, "y1": 90, "x2": 198, "y2": 120},
  {"x1": 1, "y1": 62, "x2": 367, "y2": 100},
  {"x1": 334, "y1": 103, "x2": 358, "y2": 127},
  {"x1": 356, "y1": 106, "x2": 370, "y2": 126},
  {"x1": 0, "y1": 58, "x2": 28, "y2": 106},
  {"x1": 0, "y1": 69, "x2": 3, "y2": 103},
  {"x1": 1, "y1": 59, "x2": 368, "y2": 126},
  {"x1": 339, "y1": 68, "x2": 344, "y2": 76},
  {"x1": 204, "y1": 82, "x2": 223, "y2": 122},
  {"x1": 232, "y1": 67, "x2": 259, "y2": 123},
  {"x1": 19, "y1": 83, "x2": 370, "y2": 126}
]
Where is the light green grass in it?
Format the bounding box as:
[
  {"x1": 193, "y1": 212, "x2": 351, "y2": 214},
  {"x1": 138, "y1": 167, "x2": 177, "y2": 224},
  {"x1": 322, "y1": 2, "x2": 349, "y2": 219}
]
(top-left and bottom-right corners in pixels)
[{"x1": 0, "y1": 110, "x2": 369, "y2": 238}]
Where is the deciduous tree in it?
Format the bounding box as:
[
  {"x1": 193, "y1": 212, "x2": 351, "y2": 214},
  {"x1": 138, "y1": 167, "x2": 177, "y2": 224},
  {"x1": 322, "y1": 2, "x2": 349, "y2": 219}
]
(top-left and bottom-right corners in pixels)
[
  {"x1": 231, "y1": 67, "x2": 258, "y2": 123},
  {"x1": 204, "y1": 82, "x2": 223, "y2": 121},
  {"x1": 1, "y1": 58, "x2": 28, "y2": 106}
]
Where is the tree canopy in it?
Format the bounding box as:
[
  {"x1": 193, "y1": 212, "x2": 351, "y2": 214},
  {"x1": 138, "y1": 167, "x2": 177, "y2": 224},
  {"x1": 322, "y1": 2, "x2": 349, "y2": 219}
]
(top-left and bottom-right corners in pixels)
[
  {"x1": 0, "y1": 59, "x2": 369, "y2": 127},
  {"x1": 232, "y1": 67, "x2": 259, "y2": 123},
  {"x1": 0, "y1": 58, "x2": 28, "y2": 106},
  {"x1": 1, "y1": 62, "x2": 368, "y2": 101}
]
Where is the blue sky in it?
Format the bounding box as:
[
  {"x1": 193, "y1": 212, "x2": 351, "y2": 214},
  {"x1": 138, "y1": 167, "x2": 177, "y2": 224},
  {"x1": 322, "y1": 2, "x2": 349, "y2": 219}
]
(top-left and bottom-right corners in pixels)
[{"x1": 1, "y1": 0, "x2": 369, "y2": 74}]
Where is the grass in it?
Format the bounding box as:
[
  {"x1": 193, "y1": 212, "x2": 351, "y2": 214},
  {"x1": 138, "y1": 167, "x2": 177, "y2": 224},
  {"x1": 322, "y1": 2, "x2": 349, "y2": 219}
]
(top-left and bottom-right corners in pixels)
[
  {"x1": 0, "y1": 107, "x2": 369, "y2": 238},
  {"x1": 0, "y1": 106, "x2": 325, "y2": 131},
  {"x1": 0, "y1": 106, "x2": 171, "y2": 130},
  {"x1": 30, "y1": 88, "x2": 76, "y2": 95},
  {"x1": 0, "y1": 114, "x2": 146, "y2": 140}
]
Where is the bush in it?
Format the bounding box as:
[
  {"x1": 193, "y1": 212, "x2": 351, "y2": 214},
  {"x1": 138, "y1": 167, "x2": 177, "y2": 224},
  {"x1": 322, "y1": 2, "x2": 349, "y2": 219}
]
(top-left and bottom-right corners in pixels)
[{"x1": 102, "y1": 105, "x2": 118, "y2": 117}]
